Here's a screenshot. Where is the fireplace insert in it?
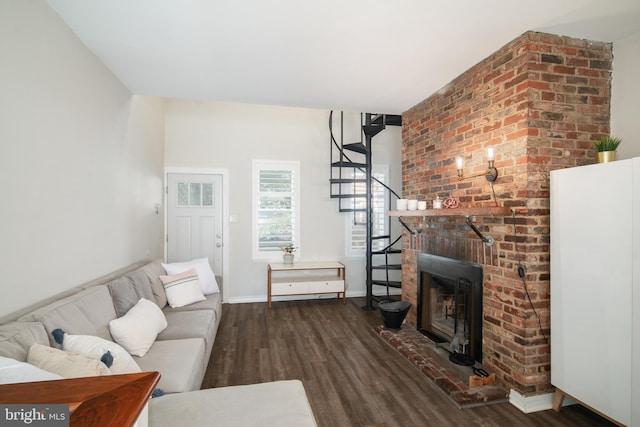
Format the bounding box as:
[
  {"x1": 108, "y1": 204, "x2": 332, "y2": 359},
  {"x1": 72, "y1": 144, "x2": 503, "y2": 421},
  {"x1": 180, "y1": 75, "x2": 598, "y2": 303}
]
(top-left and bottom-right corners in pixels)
[{"x1": 416, "y1": 253, "x2": 483, "y2": 365}]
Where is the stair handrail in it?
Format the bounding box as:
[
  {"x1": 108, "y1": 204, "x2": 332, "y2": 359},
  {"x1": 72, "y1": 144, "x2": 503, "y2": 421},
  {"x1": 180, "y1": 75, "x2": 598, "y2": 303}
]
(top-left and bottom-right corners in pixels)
[
  {"x1": 330, "y1": 110, "x2": 405, "y2": 308},
  {"x1": 329, "y1": 111, "x2": 401, "y2": 200},
  {"x1": 377, "y1": 234, "x2": 402, "y2": 254}
]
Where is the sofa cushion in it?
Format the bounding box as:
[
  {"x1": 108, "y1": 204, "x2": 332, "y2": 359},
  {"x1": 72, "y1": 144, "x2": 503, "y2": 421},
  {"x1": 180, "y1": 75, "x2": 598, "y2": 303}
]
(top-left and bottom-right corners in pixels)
[
  {"x1": 0, "y1": 322, "x2": 50, "y2": 362},
  {"x1": 159, "y1": 269, "x2": 206, "y2": 308},
  {"x1": 136, "y1": 261, "x2": 168, "y2": 308},
  {"x1": 134, "y1": 338, "x2": 205, "y2": 393},
  {"x1": 109, "y1": 299, "x2": 167, "y2": 357},
  {"x1": 157, "y1": 310, "x2": 214, "y2": 342},
  {"x1": 148, "y1": 380, "x2": 317, "y2": 427},
  {"x1": 108, "y1": 277, "x2": 141, "y2": 318},
  {"x1": 108, "y1": 270, "x2": 157, "y2": 317},
  {"x1": 55, "y1": 331, "x2": 141, "y2": 375},
  {"x1": 162, "y1": 258, "x2": 220, "y2": 295},
  {"x1": 162, "y1": 292, "x2": 222, "y2": 314},
  {"x1": 27, "y1": 343, "x2": 111, "y2": 378},
  {"x1": 158, "y1": 310, "x2": 216, "y2": 369},
  {"x1": 125, "y1": 269, "x2": 156, "y2": 302},
  {"x1": 18, "y1": 286, "x2": 117, "y2": 346},
  {"x1": 0, "y1": 355, "x2": 63, "y2": 384}
]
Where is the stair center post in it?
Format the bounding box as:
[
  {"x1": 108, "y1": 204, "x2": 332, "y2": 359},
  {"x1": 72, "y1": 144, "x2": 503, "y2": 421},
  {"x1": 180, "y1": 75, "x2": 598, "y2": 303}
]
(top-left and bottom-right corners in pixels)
[{"x1": 364, "y1": 113, "x2": 375, "y2": 310}]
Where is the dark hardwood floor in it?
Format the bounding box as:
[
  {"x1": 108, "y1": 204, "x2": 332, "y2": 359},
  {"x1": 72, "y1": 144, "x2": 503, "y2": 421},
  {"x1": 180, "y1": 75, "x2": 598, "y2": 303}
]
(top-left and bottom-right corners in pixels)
[{"x1": 203, "y1": 297, "x2": 615, "y2": 427}]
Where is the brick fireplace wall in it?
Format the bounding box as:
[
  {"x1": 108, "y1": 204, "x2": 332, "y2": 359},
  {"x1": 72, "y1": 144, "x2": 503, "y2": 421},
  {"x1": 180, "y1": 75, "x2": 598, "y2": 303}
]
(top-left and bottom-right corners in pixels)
[{"x1": 400, "y1": 31, "x2": 612, "y2": 396}]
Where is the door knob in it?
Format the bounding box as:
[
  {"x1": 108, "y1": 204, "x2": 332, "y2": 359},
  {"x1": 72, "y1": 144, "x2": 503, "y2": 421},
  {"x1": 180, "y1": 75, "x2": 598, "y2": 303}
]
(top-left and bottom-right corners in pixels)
[{"x1": 216, "y1": 243, "x2": 222, "y2": 248}]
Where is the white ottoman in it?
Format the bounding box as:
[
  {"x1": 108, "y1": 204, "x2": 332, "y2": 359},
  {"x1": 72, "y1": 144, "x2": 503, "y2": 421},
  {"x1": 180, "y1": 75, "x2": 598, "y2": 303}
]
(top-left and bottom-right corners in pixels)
[{"x1": 149, "y1": 380, "x2": 317, "y2": 427}]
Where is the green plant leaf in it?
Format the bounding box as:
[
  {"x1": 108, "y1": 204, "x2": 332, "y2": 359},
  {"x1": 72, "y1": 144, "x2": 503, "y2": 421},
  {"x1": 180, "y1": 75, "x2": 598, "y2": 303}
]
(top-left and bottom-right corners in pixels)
[{"x1": 594, "y1": 136, "x2": 621, "y2": 152}]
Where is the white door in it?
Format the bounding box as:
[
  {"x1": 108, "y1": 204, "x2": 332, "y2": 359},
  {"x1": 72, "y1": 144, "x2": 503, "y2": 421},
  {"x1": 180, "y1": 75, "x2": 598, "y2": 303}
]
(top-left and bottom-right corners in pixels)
[{"x1": 166, "y1": 173, "x2": 223, "y2": 282}]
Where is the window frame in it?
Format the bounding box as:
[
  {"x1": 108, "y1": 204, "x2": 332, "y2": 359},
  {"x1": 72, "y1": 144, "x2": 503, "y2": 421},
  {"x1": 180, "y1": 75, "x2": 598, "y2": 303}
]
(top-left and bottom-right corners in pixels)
[
  {"x1": 346, "y1": 164, "x2": 389, "y2": 258},
  {"x1": 252, "y1": 160, "x2": 301, "y2": 261}
]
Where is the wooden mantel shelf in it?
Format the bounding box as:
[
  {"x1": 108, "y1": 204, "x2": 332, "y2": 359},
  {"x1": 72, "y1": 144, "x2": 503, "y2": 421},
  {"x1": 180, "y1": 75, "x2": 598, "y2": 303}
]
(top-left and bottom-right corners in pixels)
[{"x1": 388, "y1": 206, "x2": 512, "y2": 217}]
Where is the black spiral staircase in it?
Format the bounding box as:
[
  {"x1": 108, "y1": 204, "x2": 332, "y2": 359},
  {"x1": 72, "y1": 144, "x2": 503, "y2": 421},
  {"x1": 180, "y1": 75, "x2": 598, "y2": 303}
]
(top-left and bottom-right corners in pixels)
[{"x1": 329, "y1": 111, "x2": 410, "y2": 310}]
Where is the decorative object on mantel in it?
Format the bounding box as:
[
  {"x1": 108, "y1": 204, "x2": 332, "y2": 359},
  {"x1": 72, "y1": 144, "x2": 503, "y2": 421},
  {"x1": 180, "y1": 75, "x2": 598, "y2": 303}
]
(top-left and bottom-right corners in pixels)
[
  {"x1": 432, "y1": 196, "x2": 442, "y2": 209},
  {"x1": 443, "y1": 197, "x2": 459, "y2": 209},
  {"x1": 387, "y1": 206, "x2": 512, "y2": 217},
  {"x1": 594, "y1": 135, "x2": 622, "y2": 163},
  {"x1": 456, "y1": 147, "x2": 498, "y2": 182},
  {"x1": 280, "y1": 244, "x2": 297, "y2": 264}
]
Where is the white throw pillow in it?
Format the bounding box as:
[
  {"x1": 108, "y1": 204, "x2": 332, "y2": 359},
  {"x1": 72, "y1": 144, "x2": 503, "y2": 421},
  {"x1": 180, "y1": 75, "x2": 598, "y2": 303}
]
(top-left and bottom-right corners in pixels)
[
  {"x1": 0, "y1": 355, "x2": 63, "y2": 384},
  {"x1": 109, "y1": 298, "x2": 168, "y2": 357},
  {"x1": 162, "y1": 258, "x2": 220, "y2": 295},
  {"x1": 57, "y1": 332, "x2": 141, "y2": 374},
  {"x1": 27, "y1": 343, "x2": 111, "y2": 378},
  {"x1": 159, "y1": 268, "x2": 207, "y2": 308}
]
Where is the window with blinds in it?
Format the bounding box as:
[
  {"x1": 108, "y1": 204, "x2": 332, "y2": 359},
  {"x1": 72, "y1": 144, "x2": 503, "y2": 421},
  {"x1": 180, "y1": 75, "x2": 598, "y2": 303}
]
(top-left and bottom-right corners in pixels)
[
  {"x1": 347, "y1": 165, "x2": 388, "y2": 256},
  {"x1": 252, "y1": 160, "x2": 300, "y2": 259}
]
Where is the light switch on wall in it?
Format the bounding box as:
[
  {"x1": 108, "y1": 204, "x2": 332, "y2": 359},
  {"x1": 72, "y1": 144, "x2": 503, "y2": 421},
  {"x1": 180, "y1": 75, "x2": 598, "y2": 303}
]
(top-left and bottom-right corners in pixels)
[{"x1": 229, "y1": 214, "x2": 238, "y2": 223}]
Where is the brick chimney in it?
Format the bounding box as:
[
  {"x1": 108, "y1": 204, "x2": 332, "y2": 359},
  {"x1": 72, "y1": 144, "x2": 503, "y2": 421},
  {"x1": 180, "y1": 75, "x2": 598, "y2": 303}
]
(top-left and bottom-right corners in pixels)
[{"x1": 400, "y1": 31, "x2": 612, "y2": 396}]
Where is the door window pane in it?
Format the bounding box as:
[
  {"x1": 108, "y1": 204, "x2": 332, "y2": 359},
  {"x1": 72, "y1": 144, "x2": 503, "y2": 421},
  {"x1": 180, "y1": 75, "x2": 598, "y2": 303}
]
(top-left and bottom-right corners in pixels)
[
  {"x1": 190, "y1": 183, "x2": 201, "y2": 206},
  {"x1": 202, "y1": 183, "x2": 213, "y2": 206},
  {"x1": 178, "y1": 183, "x2": 189, "y2": 206},
  {"x1": 177, "y1": 182, "x2": 214, "y2": 207}
]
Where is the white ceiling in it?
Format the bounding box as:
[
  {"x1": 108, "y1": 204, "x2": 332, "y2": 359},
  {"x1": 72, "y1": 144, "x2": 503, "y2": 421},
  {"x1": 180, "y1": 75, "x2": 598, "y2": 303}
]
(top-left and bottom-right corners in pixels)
[{"x1": 47, "y1": 0, "x2": 640, "y2": 114}]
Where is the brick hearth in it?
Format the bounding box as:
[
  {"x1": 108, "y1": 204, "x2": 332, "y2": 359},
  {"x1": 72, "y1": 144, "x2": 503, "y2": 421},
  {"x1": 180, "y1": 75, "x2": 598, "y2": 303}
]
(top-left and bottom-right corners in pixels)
[
  {"x1": 400, "y1": 31, "x2": 612, "y2": 396},
  {"x1": 377, "y1": 326, "x2": 508, "y2": 408}
]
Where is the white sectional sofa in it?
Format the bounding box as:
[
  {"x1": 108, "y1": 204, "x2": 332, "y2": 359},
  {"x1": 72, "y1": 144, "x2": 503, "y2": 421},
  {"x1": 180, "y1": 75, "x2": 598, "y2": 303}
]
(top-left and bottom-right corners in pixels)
[{"x1": 0, "y1": 259, "x2": 317, "y2": 427}]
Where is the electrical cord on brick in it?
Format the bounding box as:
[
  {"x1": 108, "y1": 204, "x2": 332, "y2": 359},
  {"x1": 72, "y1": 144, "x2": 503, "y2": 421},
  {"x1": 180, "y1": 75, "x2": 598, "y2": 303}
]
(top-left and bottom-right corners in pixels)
[
  {"x1": 490, "y1": 181, "x2": 498, "y2": 207},
  {"x1": 512, "y1": 211, "x2": 548, "y2": 342}
]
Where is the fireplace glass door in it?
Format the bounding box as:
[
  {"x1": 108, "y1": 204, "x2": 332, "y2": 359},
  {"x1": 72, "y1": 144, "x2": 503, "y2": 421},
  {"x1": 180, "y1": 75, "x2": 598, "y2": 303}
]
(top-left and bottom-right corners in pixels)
[
  {"x1": 423, "y1": 274, "x2": 473, "y2": 352},
  {"x1": 417, "y1": 253, "x2": 483, "y2": 363}
]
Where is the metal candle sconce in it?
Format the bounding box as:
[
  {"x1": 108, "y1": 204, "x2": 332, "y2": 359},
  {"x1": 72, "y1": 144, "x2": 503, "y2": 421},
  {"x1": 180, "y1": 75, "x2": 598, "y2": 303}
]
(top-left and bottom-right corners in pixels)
[
  {"x1": 455, "y1": 146, "x2": 500, "y2": 247},
  {"x1": 456, "y1": 147, "x2": 498, "y2": 182}
]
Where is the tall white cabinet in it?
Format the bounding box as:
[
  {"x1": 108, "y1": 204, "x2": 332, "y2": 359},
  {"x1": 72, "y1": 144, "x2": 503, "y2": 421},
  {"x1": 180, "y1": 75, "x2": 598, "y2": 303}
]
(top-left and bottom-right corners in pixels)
[{"x1": 550, "y1": 157, "x2": 639, "y2": 426}]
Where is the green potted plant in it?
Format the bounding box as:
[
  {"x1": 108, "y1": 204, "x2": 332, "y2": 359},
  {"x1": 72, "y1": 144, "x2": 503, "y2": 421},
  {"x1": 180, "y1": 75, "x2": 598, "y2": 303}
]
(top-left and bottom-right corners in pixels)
[
  {"x1": 280, "y1": 244, "x2": 297, "y2": 264},
  {"x1": 594, "y1": 136, "x2": 622, "y2": 163}
]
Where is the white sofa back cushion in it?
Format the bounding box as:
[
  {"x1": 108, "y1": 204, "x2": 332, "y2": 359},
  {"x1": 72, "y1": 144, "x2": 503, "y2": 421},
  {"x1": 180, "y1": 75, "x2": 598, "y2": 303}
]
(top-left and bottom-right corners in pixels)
[
  {"x1": 27, "y1": 343, "x2": 112, "y2": 378},
  {"x1": 162, "y1": 258, "x2": 220, "y2": 295},
  {"x1": 57, "y1": 331, "x2": 141, "y2": 374},
  {"x1": 159, "y1": 269, "x2": 206, "y2": 308},
  {"x1": 109, "y1": 299, "x2": 167, "y2": 357}
]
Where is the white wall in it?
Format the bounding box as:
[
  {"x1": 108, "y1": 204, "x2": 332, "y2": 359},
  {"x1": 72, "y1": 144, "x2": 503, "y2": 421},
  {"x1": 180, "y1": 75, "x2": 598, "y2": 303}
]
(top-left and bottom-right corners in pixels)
[
  {"x1": 0, "y1": 0, "x2": 165, "y2": 317},
  {"x1": 611, "y1": 31, "x2": 640, "y2": 159},
  {"x1": 165, "y1": 101, "x2": 402, "y2": 302}
]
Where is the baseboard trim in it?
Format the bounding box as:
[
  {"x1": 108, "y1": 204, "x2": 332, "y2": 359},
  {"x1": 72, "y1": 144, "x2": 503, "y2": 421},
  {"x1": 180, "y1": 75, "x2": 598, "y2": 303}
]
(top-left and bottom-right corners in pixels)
[
  {"x1": 509, "y1": 389, "x2": 576, "y2": 413},
  {"x1": 227, "y1": 290, "x2": 402, "y2": 304}
]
